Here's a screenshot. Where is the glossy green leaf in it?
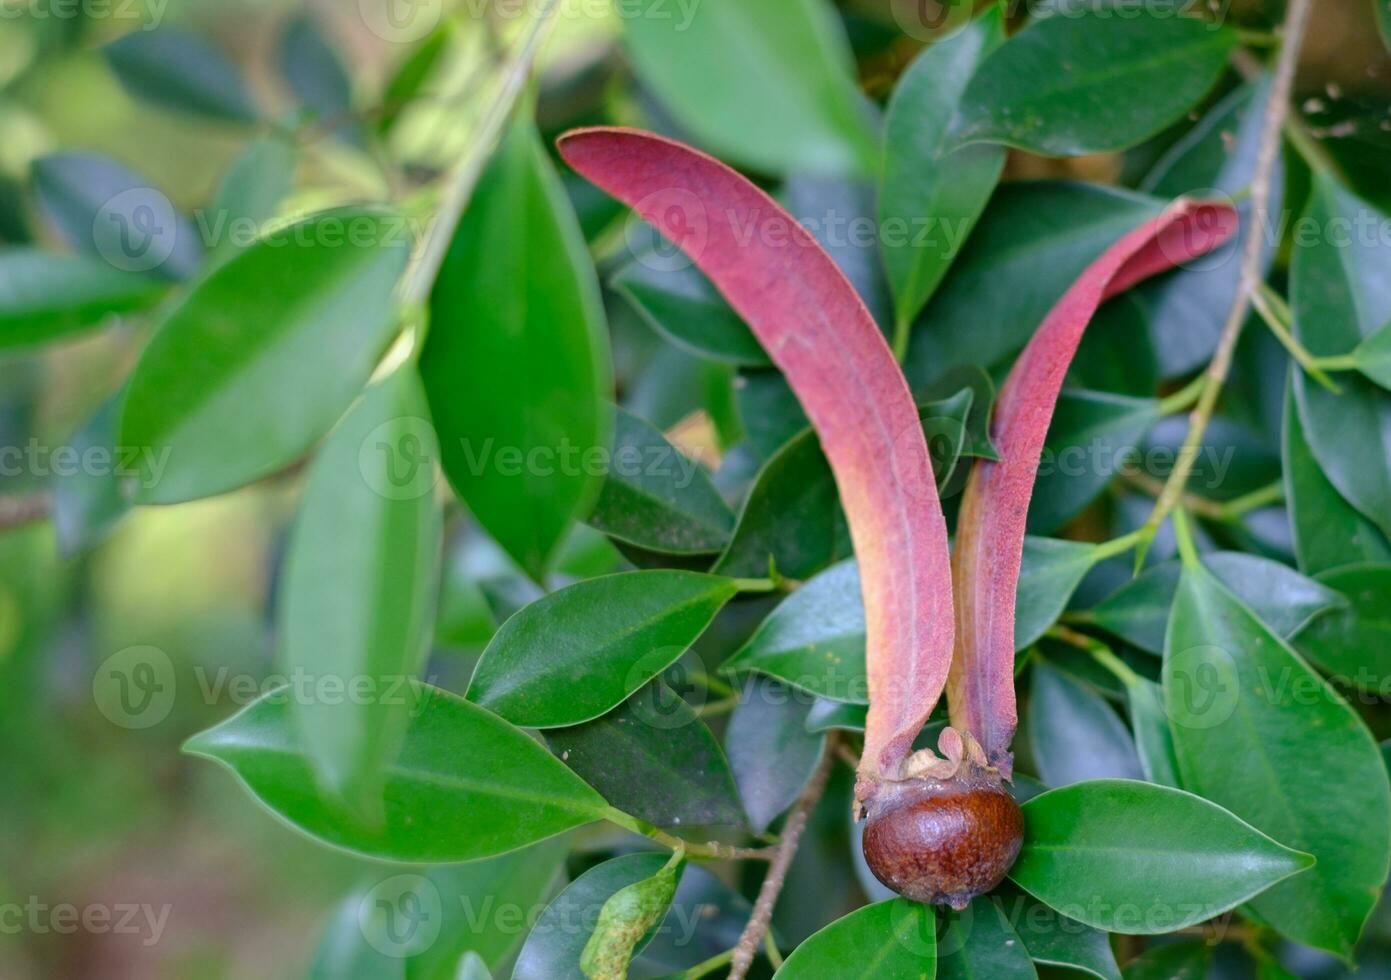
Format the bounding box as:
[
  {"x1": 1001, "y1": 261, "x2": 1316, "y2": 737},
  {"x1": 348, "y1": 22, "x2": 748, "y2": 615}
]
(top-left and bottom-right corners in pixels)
[
  {"x1": 52, "y1": 394, "x2": 131, "y2": 554},
  {"x1": 1089, "y1": 552, "x2": 1345, "y2": 654},
  {"x1": 774, "y1": 898, "x2": 935, "y2": 979},
  {"x1": 183, "y1": 685, "x2": 608, "y2": 862},
  {"x1": 937, "y1": 896, "x2": 1037, "y2": 980},
  {"x1": 278, "y1": 369, "x2": 442, "y2": 816},
  {"x1": 1165, "y1": 561, "x2": 1391, "y2": 956},
  {"x1": 1282, "y1": 377, "x2": 1391, "y2": 574},
  {"x1": 1293, "y1": 563, "x2": 1391, "y2": 688},
  {"x1": 726, "y1": 676, "x2": 825, "y2": 834},
  {"x1": 1123, "y1": 676, "x2": 1182, "y2": 789},
  {"x1": 1291, "y1": 175, "x2": 1391, "y2": 541},
  {"x1": 586, "y1": 407, "x2": 734, "y2": 555},
  {"x1": 806, "y1": 698, "x2": 867, "y2": 733},
  {"x1": 612, "y1": 256, "x2": 767, "y2": 367},
  {"x1": 103, "y1": 26, "x2": 258, "y2": 122},
  {"x1": 907, "y1": 183, "x2": 1163, "y2": 380},
  {"x1": 1010, "y1": 779, "x2": 1313, "y2": 934},
  {"x1": 209, "y1": 136, "x2": 296, "y2": 256},
  {"x1": 1016, "y1": 537, "x2": 1101, "y2": 649},
  {"x1": 514, "y1": 852, "x2": 670, "y2": 980},
  {"x1": 621, "y1": 0, "x2": 877, "y2": 177},
  {"x1": 1121, "y1": 941, "x2": 1210, "y2": 980},
  {"x1": 119, "y1": 206, "x2": 409, "y2": 503},
  {"x1": 996, "y1": 887, "x2": 1120, "y2": 980},
  {"x1": 950, "y1": 8, "x2": 1234, "y2": 156},
  {"x1": 31, "y1": 152, "x2": 203, "y2": 280},
  {"x1": 1352, "y1": 317, "x2": 1391, "y2": 390},
  {"x1": 545, "y1": 681, "x2": 743, "y2": 827},
  {"x1": 467, "y1": 571, "x2": 736, "y2": 728},
  {"x1": 879, "y1": 8, "x2": 1006, "y2": 331},
  {"x1": 422, "y1": 114, "x2": 611, "y2": 580},
  {"x1": 0, "y1": 248, "x2": 162, "y2": 348},
  {"x1": 1028, "y1": 661, "x2": 1143, "y2": 787},
  {"x1": 580, "y1": 853, "x2": 682, "y2": 980}
]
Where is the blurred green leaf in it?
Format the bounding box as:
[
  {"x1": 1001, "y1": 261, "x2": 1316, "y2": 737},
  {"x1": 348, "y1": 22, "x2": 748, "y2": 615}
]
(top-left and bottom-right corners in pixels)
[
  {"x1": 119, "y1": 206, "x2": 409, "y2": 503},
  {"x1": 773, "y1": 898, "x2": 935, "y2": 978},
  {"x1": 422, "y1": 113, "x2": 611, "y2": 580},
  {"x1": 1165, "y1": 560, "x2": 1391, "y2": 956},
  {"x1": 184, "y1": 685, "x2": 608, "y2": 862},
  {"x1": 380, "y1": 25, "x2": 451, "y2": 136},
  {"x1": 210, "y1": 136, "x2": 297, "y2": 257},
  {"x1": 1293, "y1": 563, "x2": 1391, "y2": 688},
  {"x1": 1028, "y1": 660, "x2": 1143, "y2": 787},
  {"x1": 52, "y1": 393, "x2": 130, "y2": 554},
  {"x1": 466, "y1": 570, "x2": 737, "y2": 728},
  {"x1": 621, "y1": 0, "x2": 878, "y2": 176},
  {"x1": 726, "y1": 675, "x2": 824, "y2": 834},
  {"x1": 0, "y1": 249, "x2": 162, "y2": 348},
  {"x1": 279, "y1": 14, "x2": 358, "y2": 143},
  {"x1": 579, "y1": 852, "x2": 682, "y2": 980},
  {"x1": 279, "y1": 369, "x2": 442, "y2": 818},
  {"x1": 103, "y1": 26, "x2": 258, "y2": 122},
  {"x1": 1010, "y1": 780, "x2": 1312, "y2": 934},
  {"x1": 950, "y1": 8, "x2": 1234, "y2": 156}
]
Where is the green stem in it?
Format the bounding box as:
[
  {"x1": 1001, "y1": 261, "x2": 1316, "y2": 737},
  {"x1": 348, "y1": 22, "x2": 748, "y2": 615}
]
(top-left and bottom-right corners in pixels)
[
  {"x1": 1047, "y1": 625, "x2": 1141, "y2": 687},
  {"x1": 1092, "y1": 528, "x2": 1147, "y2": 563},
  {"x1": 1215, "y1": 480, "x2": 1284, "y2": 520},
  {"x1": 892, "y1": 313, "x2": 912, "y2": 364},
  {"x1": 1309, "y1": 353, "x2": 1359, "y2": 372},
  {"x1": 602, "y1": 808, "x2": 775, "y2": 861},
  {"x1": 679, "y1": 948, "x2": 736, "y2": 979},
  {"x1": 1251, "y1": 284, "x2": 1342, "y2": 392},
  {"x1": 1157, "y1": 373, "x2": 1208, "y2": 416},
  {"x1": 1172, "y1": 508, "x2": 1202, "y2": 569},
  {"x1": 689, "y1": 669, "x2": 735, "y2": 698},
  {"x1": 698, "y1": 695, "x2": 740, "y2": 718},
  {"x1": 730, "y1": 577, "x2": 780, "y2": 594},
  {"x1": 764, "y1": 933, "x2": 784, "y2": 970}
]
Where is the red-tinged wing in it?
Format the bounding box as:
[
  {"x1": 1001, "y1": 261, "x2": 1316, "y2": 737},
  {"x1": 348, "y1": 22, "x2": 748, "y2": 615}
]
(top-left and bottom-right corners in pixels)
[
  {"x1": 947, "y1": 199, "x2": 1240, "y2": 774},
  {"x1": 558, "y1": 127, "x2": 954, "y2": 788}
]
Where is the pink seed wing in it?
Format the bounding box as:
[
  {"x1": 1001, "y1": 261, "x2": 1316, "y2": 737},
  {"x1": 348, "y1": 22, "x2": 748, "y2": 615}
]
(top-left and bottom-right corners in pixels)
[
  {"x1": 947, "y1": 199, "x2": 1239, "y2": 774},
  {"x1": 557, "y1": 128, "x2": 954, "y2": 787}
]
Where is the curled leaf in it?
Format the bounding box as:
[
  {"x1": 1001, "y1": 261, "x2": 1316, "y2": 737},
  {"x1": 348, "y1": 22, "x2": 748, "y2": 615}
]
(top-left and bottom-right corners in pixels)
[{"x1": 579, "y1": 852, "x2": 683, "y2": 980}]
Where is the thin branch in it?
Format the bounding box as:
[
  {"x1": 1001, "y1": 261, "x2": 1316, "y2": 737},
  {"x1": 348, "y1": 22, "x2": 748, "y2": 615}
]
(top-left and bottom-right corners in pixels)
[
  {"x1": 1141, "y1": 0, "x2": 1314, "y2": 544},
  {"x1": 728, "y1": 736, "x2": 838, "y2": 980},
  {"x1": 602, "y1": 807, "x2": 776, "y2": 862},
  {"x1": 0, "y1": 493, "x2": 52, "y2": 533}
]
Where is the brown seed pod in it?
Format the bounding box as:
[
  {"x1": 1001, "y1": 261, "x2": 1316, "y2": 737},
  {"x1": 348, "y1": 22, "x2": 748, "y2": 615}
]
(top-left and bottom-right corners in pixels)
[{"x1": 861, "y1": 766, "x2": 1024, "y2": 910}]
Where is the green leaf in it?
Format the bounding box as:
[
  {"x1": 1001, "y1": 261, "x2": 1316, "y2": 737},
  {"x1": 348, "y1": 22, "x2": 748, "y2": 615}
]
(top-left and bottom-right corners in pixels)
[
  {"x1": 1378, "y1": 0, "x2": 1391, "y2": 54},
  {"x1": 422, "y1": 113, "x2": 611, "y2": 580},
  {"x1": 379, "y1": 26, "x2": 451, "y2": 137},
  {"x1": 949, "y1": 8, "x2": 1235, "y2": 156},
  {"x1": 774, "y1": 898, "x2": 935, "y2": 978},
  {"x1": 1352, "y1": 317, "x2": 1391, "y2": 390},
  {"x1": 1009, "y1": 779, "x2": 1313, "y2": 934},
  {"x1": 119, "y1": 207, "x2": 408, "y2": 503},
  {"x1": 279, "y1": 15, "x2": 357, "y2": 143},
  {"x1": 1089, "y1": 552, "x2": 1346, "y2": 654},
  {"x1": 1016, "y1": 537, "x2": 1101, "y2": 650},
  {"x1": 1164, "y1": 561, "x2": 1391, "y2": 956},
  {"x1": 580, "y1": 853, "x2": 683, "y2": 980},
  {"x1": 906, "y1": 183, "x2": 1163, "y2": 380},
  {"x1": 1282, "y1": 377, "x2": 1391, "y2": 574},
  {"x1": 726, "y1": 676, "x2": 825, "y2": 834},
  {"x1": 937, "y1": 896, "x2": 1037, "y2": 980},
  {"x1": 103, "y1": 26, "x2": 258, "y2": 122},
  {"x1": 1121, "y1": 941, "x2": 1210, "y2": 980},
  {"x1": 1123, "y1": 676, "x2": 1182, "y2": 789},
  {"x1": 611, "y1": 256, "x2": 768, "y2": 367},
  {"x1": 31, "y1": 152, "x2": 203, "y2": 280},
  {"x1": 586, "y1": 407, "x2": 734, "y2": 555},
  {"x1": 735, "y1": 371, "x2": 807, "y2": 458},
  {"x1": 1291, "y1": 175, "x2": 1391, "y2": 541},
  {"x1": 996, "y1": 888, "x2": 1120, "y2": 980},
  {"x1": 0, "y1": 249, "x2": 163, "y2": 348},
  {"x1": 806, "y1": 698, "x2": 867, "y2": 733},
  {"x1": 1293, "y1": 563, "x2": 1391, "y2": 689},
  {"x1": 278, "y1": 369, "x2": 442, "y2": 817},
  {"x1": 52, "y1": 394, "x2": 131, "y2": 555},
  {"x1": 514, "y1": 852, "x2": 671, "y2": 980},
  {"x1": 183, "y1": 685, "x2": 608, "y2": 863},
  {"x1": 545, "y1": 681, "x2": 743, "y2": 828},
  {"x1": 620, "y1": 0, "x2": 877, "y2": 177},
  {"x1": 879, "y1": 8, "x2": 1006, "y2": 331},
  {"x1": 1028, "y1": 661, "x2": 1143, "y2": 787},
  {"x1": 913, "y1": 365, "x2": 1000, "y2": 461},
  {"x1": 466, "y1": 571, "x2": 736, "y2": 728},
  {"x1": 209, "y1": 136, "x2": 296, "y2": 257}
]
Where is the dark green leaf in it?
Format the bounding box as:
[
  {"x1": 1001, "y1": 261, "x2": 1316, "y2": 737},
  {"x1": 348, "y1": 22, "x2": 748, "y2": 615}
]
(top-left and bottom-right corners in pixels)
[
  {"x1": 1291, "y1": 175, "x2": 1391, "y2": 541},
  {"x1": 467, "y1": 571, "x2": 736, "y2": 728},
  {"x1": 1121, "y1": 941, "x2": 1210, "y2": 980},
  {"x1": 51, "y1": 394, "x2": 131, "y2": 554},
  {"x1": 950, "y1": 8, "x2": 1234, "y2": 156},
  {"x1": 635, "y1": 862, "x2": 753, "y2": 973},
  {"x1": 621, "y1": 0, "x2": 878, "y2": 177},
  {"x1": 1010, "y1": 779, "x2": 1313, "y2": 934},
  {"x1": 183, "y1": 685, "x2": 608, "y2": 862},
  {"x1": 1016, "y1": 537, "x2": 1102, "y2": 649},
  {"x1": 278, "y1": 369, "x2": 442, "y2": 816},
  {"x1": 1352, "y1": 317, "x2": 1391, "y2": 390},
  {"x1": 31, "y1": 152, "x2": 203, "y2": 280},
  {"x1": 580, "y1": 853, "x2": 682, "y2": 980},
  {"x1": 913, "y1": 365, "x2": 1000, "y2": 461},
  {"x1": 1123, "y1": 675, "x2": 1182, "y2": 789},
  {"x1": 545, "y1": 681, "x2": 743, "y2": 827},
  {"x1": 806, "y1": 698, "x2": 867, "y2": 733},
  {"x1": 1028, "y1": 661, "x2": 1143, "y2": 787},
  {"x1": 938, "y1": 896, "x2": 1037, "y2": 980},
  {"x1": 0, "y1": 249, "x2": 162, "y2": 348},
  {"x1": 103, "y1": 26, "x2": 258, "y2": 122},
  {"x1": 1165, "y1": 561, "x2": 1391, "y2": 956},
  {"x1": 423, "y1": 114, "x2": 611, "y2": 580},
  {"x1": 880, "y1": 7, "x2": 1005, "y2": 332},
  {"x1": 1070, "y1": 294, "x2": 1159, "y2": 395},
  {"x1": 514, "y1": 852, "x2": 670, "y2": 980},
  {"x1": 612, "y1": 253, "x2": 767, "y2": 367},
  {"x1": 735, "y1": 371, "x2": 807, "y2": 458},
  {"x1": 1293, "y1": 563, "x2": 1391, "y2": 688},
  {"x1": 774, "y1": 898, "x2": 935, "y2": 978},
  {"x1": 726, "y1": 676, "x2": 824, "y2": 834},
  {"x1": 586, "y1": 407, "x2": 734, "y2": 555},
  {"x1": 209, "y1": 136, "x2": 296, "y2": 256},
  {"x1": 119, "y1": 206, "x2": 409, "y2": 503},
  {"x1": 996, "y1": 888, "x2": 1120, "y2": 980},
  {"x1": 279, "y1": 15, "x2": 358, "y2": 143}
]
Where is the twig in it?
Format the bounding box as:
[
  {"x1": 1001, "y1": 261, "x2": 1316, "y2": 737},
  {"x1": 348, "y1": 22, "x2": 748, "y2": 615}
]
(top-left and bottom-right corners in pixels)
[
  {"x1": 1140, "y1": 0, "x2": 1313, "y2": 547},
  {"x1": 728, "y1": 736, "x2": 838, "y2": 980},
  {"x1": 0, "y1": 493, "x2": 51, "y2": 532},
  {"x1": 1250, "y1": 284, "x2": 1341, "y2": 392},
  {"x1": 602, "y1": 807, "x2": 776, "y2": 862}
]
